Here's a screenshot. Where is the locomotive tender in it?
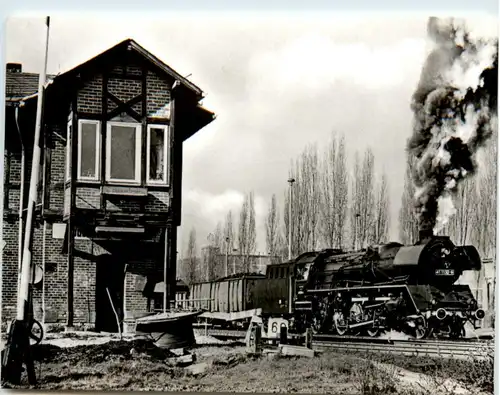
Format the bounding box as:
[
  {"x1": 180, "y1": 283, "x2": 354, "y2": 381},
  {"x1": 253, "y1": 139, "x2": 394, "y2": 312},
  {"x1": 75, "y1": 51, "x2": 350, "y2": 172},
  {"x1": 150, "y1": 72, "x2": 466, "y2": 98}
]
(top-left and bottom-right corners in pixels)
[{"x1": 189, "y1": 231, "x2": 485, "y2": 339}]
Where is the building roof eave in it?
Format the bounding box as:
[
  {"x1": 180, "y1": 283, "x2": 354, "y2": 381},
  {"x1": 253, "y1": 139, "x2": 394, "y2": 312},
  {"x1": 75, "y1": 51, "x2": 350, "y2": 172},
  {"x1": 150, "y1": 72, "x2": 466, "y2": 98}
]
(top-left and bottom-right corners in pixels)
[{"x1": 181, "y1": 105, "x2": 216, "y2": 142}]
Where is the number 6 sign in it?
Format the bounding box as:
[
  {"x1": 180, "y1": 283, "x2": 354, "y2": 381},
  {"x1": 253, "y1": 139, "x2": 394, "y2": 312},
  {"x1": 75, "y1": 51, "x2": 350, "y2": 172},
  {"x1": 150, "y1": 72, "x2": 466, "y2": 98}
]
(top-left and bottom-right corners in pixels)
[{"x1": 267, "y1": 318, "x2": 289, "y2": 339}]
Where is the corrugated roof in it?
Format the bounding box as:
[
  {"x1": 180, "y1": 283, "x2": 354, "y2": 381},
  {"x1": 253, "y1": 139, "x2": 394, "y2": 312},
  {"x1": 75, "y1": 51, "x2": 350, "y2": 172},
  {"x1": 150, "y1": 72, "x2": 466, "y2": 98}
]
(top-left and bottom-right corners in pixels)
[{"x1": 5, "y1": 72, "x2": 55, "y2": 99}]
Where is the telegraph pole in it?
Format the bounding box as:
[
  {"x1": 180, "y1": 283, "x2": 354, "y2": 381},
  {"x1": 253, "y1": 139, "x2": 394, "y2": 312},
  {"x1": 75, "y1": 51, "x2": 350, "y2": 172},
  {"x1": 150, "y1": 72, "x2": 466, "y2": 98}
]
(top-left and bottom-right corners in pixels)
[
  {"x1": 2, "y1": 16, "x2": 51, "y2": 386},
  {"x1": 287, "y1": 178, "x2": 295, "y2": 260}
]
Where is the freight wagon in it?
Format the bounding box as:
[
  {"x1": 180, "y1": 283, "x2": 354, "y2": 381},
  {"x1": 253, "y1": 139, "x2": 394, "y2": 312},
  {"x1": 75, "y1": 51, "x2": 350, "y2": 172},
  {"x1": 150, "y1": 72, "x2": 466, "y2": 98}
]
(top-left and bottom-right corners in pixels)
[{"x1": 188, "y1": 263, "x2": 294, "y2": 327}]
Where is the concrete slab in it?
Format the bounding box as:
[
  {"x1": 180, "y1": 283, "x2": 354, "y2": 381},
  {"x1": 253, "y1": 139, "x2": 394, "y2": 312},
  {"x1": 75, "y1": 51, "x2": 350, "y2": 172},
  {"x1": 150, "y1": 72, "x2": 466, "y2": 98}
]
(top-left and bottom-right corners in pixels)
[
  {"x1": 185, "y1": 361, "x2": 213, "y2": 376},
  {"x1": 168, "y1": 353, "x2": 195, "y2": 366},
  {"x1": 279, "y1": 345, "x2": 315, "y2": 358}
]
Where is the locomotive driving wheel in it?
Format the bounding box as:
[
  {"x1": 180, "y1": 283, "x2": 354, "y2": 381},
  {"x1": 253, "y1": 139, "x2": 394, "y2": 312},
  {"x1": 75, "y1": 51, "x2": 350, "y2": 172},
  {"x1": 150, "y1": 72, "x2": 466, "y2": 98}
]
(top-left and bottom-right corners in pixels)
[
  {"x1": 412, "y1": 315, "x2": 428, "y2": 340},
  {"x1": 367, "y1": 326, "x2": 379, "y2": 337},
  {"x1": 333, "y1": 311, "x2": 348, "y2": 336}
]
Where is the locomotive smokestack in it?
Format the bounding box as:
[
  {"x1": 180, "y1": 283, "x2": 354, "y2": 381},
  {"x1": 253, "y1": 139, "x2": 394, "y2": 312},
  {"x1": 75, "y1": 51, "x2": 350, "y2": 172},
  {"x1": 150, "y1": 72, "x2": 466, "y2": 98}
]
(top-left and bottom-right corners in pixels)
[{"x1": 418, "y1": 228, "x2": 433, "y2": 244}]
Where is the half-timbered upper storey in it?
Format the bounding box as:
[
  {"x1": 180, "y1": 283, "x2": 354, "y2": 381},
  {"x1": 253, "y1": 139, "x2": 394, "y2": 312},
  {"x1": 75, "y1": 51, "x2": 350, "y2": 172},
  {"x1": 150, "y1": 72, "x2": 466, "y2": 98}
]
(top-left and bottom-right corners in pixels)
[{"x1": 5, "y1": 39, "x2": 215, "y2": 231}]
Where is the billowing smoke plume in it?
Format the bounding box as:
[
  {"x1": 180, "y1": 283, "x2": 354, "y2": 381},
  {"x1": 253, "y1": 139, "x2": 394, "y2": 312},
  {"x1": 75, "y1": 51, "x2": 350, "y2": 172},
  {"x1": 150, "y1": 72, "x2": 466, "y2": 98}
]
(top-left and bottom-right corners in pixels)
[{"x1": 407, "y1": 17, "x2": 498, "y2": 234}]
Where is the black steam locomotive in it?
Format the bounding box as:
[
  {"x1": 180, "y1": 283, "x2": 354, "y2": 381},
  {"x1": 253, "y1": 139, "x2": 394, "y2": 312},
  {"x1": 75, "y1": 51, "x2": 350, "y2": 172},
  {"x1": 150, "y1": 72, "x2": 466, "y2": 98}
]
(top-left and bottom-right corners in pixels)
[
  {"x1": 189, "y1": 231, "x2": 485, "y2": 339},
  {"x1": 290, "y1": 231, "x2": 485, "y2": 339}
]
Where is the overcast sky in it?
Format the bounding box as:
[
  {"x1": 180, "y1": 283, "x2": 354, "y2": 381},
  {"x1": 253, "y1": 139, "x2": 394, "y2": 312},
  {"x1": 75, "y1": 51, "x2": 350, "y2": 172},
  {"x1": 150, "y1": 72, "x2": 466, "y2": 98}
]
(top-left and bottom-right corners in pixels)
[{"x1": 4, "y1": 12, "x2": 497, "y2": 255}]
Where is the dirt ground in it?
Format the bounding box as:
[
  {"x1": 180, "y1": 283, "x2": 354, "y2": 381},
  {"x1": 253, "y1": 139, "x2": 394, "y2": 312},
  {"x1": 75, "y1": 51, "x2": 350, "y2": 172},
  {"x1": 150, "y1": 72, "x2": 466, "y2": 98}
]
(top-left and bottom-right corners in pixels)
[{"x1": 0, "y1": 333, "x2": 494, "y2": 394}]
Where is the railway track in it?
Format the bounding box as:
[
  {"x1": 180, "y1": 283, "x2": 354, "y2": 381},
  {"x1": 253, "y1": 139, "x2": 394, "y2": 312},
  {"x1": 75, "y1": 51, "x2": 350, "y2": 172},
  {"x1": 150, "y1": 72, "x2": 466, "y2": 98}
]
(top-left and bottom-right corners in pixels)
[{"x1": 194, "y1": 328, "x2": 494, "y2": 361}]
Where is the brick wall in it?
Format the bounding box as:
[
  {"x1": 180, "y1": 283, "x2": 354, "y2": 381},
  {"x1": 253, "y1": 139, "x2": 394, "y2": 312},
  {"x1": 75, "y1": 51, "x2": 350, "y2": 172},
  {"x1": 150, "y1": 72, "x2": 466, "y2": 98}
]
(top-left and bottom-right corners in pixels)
[
  {"x1": 77, "y1": 75, "x2": 102, "y2": 114},
  {"x1": 146, "y1": 71, "x2": 171, "y2": 117}
]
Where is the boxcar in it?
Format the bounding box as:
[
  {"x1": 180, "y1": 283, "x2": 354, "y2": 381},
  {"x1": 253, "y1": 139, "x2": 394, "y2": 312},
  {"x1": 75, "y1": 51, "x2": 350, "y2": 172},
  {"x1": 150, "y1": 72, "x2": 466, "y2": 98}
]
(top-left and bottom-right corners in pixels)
[{"x1": 189, "y1": 274, "x2": 266, "y2": 318}]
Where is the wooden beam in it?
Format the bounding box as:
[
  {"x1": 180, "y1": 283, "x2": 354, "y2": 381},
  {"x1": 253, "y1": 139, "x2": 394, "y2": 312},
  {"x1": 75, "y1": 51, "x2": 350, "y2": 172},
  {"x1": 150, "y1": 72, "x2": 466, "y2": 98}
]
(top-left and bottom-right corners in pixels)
[
  {"x1": 141, "y1": 64, "x2": 147, "y2": 189},
  {"x1": 67, "y1": 101, "x2": 78, "y2": 328},
  {"x1": 100, "y1": 72, "x2": 108, "y2": 210},
  {"x1": 101, "y1": 185, "x2": 148, "y2": 197},
  {"x1": 106, "y1": 91, "x2": 143, "y2": 121},
  {"x1": 95, "y1": 226, "x2": 145, "y2": 233},
  {"x1": 108, "y1": 73, "x2": 143, "y2": 80}
]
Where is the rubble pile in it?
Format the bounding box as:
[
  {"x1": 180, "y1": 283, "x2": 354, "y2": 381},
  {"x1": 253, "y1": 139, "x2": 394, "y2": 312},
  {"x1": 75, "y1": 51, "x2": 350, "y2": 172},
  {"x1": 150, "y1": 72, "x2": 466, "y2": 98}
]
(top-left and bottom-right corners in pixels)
[{"x1": 31, "y1": 339, "x2": 177, "y2": 365}]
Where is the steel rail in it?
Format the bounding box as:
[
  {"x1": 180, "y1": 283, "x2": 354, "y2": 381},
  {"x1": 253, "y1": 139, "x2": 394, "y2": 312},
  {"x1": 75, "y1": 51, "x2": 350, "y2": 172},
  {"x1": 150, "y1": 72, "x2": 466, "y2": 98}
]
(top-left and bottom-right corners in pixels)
[
  {"x1": 194, "y1": 328, "x2": 493, "y2": 360},
  {"x1": 195, "y1": 328, "x2": 492, "y2": 345}
]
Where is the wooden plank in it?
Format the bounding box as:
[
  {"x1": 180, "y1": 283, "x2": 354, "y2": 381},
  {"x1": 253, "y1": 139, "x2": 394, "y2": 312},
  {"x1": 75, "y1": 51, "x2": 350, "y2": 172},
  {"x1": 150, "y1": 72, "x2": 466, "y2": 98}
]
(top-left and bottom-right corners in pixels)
[
  {"x1": 95, "y1": 226, "x2": 145, "y2": 233},
  {"x1": 101, "y1": 185, "x2": 148, "y2": 196}
]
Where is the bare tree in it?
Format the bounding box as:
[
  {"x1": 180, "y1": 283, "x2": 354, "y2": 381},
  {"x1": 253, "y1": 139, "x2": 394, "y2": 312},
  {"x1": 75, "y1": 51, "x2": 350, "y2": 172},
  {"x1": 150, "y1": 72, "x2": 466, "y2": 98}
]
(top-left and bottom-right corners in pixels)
[
  {"x1": 282, "y1": 145, "x2": 322, "y2": 257},
  {"x1": 447, "y1": 178, "x2": 476, "y2": 245},
  {"x1": 320, "y1": 133, "x2": 349, "y2": 249},
  {"x1": 237, "y1": 195, "x2": 248, "y2": 271},
  {"x1": 223, "y1": 210, "x2": 235, "y2": 253},
  {"x1": 350, "y1": 152, "x2": 362, "y2": 250},
  {"x1": 213, "y1": 222, "x2": 223, "y2": 252},
  {"x1": 398, "y1": 155, "x2": 419, "y2": 245},
  {"x1": 471, "y1": 139, "x2": 497, "y2": 259},
  {"x1": 185, "y1": 227, "x2": 198, "y2": 285},
  {"x1": 373, "y1": 171, "x2": 390, "y2": 243},
  {"x1": 206, "y1": 222, "x2": 223, "y2": 280},
  {"x1": 266, "y1": 194, "x2": 281, "y2": 263},
  {"x1": 334, "y1": 135, "x2": 349, "y2": 249},
  {"x1": 237, "y1": 192, "x2": 257, "y2": 272},
  {"x1": 320, "y1": 134, "x2": 337, "y2": 248},
  {"x1": 247, "y1": 191, "x2": 257, "y2": 269},
  {"x1": 359, "y1": 148, "x2": 375, "y2": 246},
  {"x1": 349, "y1": 148, "x2": 375, "y2": 249}
]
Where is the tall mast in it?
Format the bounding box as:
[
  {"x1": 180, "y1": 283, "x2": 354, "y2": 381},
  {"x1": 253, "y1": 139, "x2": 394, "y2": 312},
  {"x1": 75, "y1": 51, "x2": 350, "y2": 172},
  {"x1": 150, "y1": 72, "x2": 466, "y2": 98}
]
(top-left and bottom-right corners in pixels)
[{"x1": 17, "y1": 16, "x2": 50, "y2": 320}]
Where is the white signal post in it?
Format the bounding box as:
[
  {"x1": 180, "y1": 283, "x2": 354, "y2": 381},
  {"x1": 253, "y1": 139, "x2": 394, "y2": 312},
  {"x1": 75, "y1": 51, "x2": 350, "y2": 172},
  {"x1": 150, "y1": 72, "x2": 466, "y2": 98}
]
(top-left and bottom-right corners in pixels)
[{"x1": 17, "y1": 17, "x2": 50, "y2": 321}]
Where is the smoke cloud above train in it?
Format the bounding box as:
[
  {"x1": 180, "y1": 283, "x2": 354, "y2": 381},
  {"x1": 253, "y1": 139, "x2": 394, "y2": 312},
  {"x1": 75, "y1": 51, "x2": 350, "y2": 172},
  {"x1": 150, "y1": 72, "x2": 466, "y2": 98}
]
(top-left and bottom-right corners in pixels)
[{"x1": 407, "y1": 16, "x2": 498, "y2": 234}]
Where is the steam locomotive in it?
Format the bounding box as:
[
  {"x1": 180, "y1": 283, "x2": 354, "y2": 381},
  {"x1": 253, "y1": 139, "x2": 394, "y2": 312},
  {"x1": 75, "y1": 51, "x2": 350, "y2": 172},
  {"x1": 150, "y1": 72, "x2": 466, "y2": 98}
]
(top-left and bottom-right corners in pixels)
[{"x1": 189, "y1": 231, "x2": 485, "y2": 339}]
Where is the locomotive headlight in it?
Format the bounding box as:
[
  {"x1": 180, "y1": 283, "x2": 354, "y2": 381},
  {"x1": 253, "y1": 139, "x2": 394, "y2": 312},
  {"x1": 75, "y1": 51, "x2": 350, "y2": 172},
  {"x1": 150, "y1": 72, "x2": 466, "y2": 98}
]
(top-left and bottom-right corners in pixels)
[
  {"x1": 436, "y1": 308, "x2": 447, "y2": 320},
  {"x1": 475, "y1": 309, "x2": 486, "y2": 320},
  {"x1": 431, "y1": 299, "x2": 437, "y2": 305}
]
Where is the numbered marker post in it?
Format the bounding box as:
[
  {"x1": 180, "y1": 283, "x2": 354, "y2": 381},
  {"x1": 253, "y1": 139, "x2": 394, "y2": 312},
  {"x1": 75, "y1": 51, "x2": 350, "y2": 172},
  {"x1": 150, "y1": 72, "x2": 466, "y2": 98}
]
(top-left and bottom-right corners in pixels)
[
  {"x1": 246, "y1": 324, "x2": 262, "y2": 355},
  {"x1": 305, "y1": 327, "x2": 313, "y2": 349},
  {"x1": 279, "y1": 323, "x2": 288, "y2": 345},
  {"x1": 268, "y1": 318, "x2": 289, "y2": 339}
]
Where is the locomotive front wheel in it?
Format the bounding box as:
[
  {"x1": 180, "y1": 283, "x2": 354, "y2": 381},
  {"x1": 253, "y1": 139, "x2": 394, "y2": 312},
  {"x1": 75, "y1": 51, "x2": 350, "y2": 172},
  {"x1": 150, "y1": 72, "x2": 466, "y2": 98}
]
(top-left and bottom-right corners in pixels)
[
  {"x1": 448, "y1": 324, "x2": 466, "y2": 339},
  {"x1": 29, "y1": 319, "x2": 44, "y2": 346}
]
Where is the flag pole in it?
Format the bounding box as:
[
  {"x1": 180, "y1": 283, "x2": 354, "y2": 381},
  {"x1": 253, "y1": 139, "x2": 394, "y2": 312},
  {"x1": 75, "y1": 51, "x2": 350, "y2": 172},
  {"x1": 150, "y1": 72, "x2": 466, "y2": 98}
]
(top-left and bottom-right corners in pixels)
[{"x1": 2, "y1": 16, "x2": 51, "y2": 386}]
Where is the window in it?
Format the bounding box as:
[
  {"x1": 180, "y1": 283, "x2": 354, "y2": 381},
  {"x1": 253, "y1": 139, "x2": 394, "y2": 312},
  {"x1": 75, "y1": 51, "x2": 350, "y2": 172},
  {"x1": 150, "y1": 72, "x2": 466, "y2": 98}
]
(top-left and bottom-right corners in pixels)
[
  {"x1": 105, "y1": 121, "x2": 141, "y2": 183},
  {"x1": 66, "y1": 120, "x2": 72, "y2": 181},
  {"x1": 146, "y1": 125, "x2": 169, "y2": 185},
  {"x1": 77, "y1": 120, "x2": 100, "y2": 181}
]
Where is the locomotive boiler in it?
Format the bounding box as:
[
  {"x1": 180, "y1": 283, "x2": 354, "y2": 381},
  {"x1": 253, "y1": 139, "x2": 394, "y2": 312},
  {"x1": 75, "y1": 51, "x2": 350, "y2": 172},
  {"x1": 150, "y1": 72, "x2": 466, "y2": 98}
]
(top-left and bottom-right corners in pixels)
[{"x1": 292, "y1": 231, "x2": 485, "y2": 339}]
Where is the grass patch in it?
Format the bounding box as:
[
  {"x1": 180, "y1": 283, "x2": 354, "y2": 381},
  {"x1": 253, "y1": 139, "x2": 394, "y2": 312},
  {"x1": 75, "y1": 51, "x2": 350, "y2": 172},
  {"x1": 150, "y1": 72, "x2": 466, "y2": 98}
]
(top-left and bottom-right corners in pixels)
[{"x1": 2, "y1": 341, "x2": 493, "y2": 394}]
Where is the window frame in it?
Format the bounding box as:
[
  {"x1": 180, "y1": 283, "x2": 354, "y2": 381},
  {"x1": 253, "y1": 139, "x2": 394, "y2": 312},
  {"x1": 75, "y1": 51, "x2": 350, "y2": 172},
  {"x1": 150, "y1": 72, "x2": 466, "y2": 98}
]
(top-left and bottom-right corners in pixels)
[
  {"x1": 65, "y1": 119, "x2": 72, "y2": 182},
  {"x1": 76, "y1": 119, "x2": 101, "y2": 182},
  {"x1": 146, "y1": 124, "x2": 169, "y2": 186},
  {"x1": 105, "y1": 121, "x2": 142, "y2": 184}
]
